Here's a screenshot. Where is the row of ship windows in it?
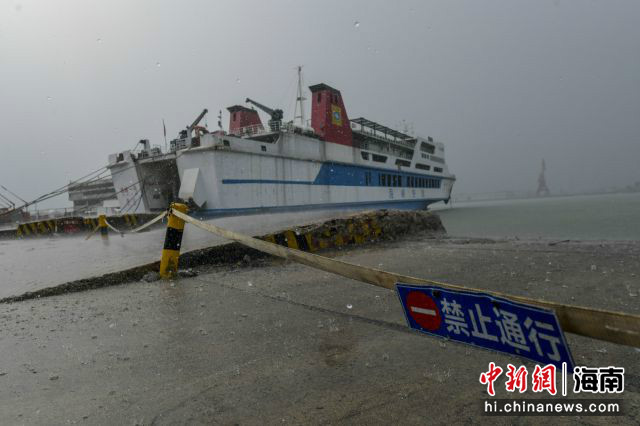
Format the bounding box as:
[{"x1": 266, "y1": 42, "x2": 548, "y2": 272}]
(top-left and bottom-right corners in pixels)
[
  {"x1": 361, "y1": 151, "x2": 443, "y2": 173},
  {"x1": 364, "y1": 172, "x2": 441, "y2": 189}
]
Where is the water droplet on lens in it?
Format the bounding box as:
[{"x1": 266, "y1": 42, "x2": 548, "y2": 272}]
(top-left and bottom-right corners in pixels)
[
  {"x1": 346, "y1": 304, "x2": 353, "y2": 309},
  {"x1": 96, "y1": 38, "x2": 102, "y2": 43},
  {"x1": 156, "y1": 62, "x2": 161, "y2": 67},
  {"x1": 236, "y1": 77, "x2": 240, "y2": 83},
  {"x1": 353, "y1": 21, "x2": 360, "y2": 28},
  {"x1": 47, "y1": 96, "x2": 53, "y2": 101}
]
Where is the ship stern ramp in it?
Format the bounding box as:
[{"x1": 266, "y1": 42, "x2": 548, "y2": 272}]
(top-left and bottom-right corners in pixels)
[{"x1": 179, "y1": 168, "x2": 207, "y2": 209}]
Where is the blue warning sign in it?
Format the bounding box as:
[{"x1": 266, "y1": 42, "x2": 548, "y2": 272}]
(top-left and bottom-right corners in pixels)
[{"x1": 396, "y1": 283, "x2": 574, "y2": 369}]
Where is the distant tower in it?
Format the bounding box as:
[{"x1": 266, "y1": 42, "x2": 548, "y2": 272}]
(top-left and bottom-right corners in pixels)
[{"x1": 536, "y1": 159, "x2": 550, "y2": 196}]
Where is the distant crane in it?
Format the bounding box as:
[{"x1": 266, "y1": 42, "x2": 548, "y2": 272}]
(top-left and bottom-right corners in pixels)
[
  {"x1": 245, "y1": 98, "x2": 283, "y2": 131},
  {"x1": 536, "y1": 159, "x2": 550, "y2": 196}
]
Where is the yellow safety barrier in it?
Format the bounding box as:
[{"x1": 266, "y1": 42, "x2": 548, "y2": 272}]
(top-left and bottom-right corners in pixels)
[
  {"x1": 16, "y1": 219, "x2": 58, "y2": 237},
  {"x1": 256, "y1": 216, "x2": 383, "y2": 254},
  {"x1": 159, "y1": 203, "x2": 188, "y2": 278},
  {"x1": 168, "y1": 207, "x2": 640, "y2": 349},
  {"x1": 127, "y1": 214, "x2": 138, "y2": 226}
]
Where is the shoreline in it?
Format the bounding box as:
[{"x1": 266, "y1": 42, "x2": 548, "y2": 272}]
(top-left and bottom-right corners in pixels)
[{"x1": 2, "y1": 235, "x2": 639, "y2": 304}]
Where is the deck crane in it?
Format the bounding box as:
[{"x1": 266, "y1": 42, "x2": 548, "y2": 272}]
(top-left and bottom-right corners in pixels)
[
  {"x1": 245, "y1": 98, "x2": 283, "y2": 131},
  {"x1": 186, "y1": 108, "x2": 208, "y2": 146}
]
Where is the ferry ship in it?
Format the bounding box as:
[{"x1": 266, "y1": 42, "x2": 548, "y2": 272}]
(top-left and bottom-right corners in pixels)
[{"x1": 108, "y1": 74, "x2": 455, "y2": 217}]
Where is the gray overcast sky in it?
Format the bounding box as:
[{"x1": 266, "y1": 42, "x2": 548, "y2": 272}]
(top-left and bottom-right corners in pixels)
[{"x1": 1, "y1": 0, "x2": 639, "y2": 207}]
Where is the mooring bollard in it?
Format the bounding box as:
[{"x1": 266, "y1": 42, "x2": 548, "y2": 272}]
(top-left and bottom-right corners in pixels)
[
  {"x1": 159, "y1": 203, "x2": 188, "y2": 278},
  {"x1": 98, "y1": 214, "x2": 108, "y2": 238}
]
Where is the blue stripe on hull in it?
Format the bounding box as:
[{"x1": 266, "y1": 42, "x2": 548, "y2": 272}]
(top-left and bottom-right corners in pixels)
[
  {"x1": 192, "y1": 198, "x2": 448, "y2": 220},
  {"x1": 222, "y1": 179, "x2": 313, "y2": 185},
  {"x1": 221, "y1": 162, "x2": 453, "y2": 188}
]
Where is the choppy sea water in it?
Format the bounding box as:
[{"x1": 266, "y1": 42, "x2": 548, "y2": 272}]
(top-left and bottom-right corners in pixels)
[
  {"x1": 2, "y1": 193, "x2": 639, "y2": 299},
  {"x1": 0, "y1": 209, "x2": 356, "y2": 299},
  {"x1": 432, "y1": 192, "x2": 640, "y2": 241}
]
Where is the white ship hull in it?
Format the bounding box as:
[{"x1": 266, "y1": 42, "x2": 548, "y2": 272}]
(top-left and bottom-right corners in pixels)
[
  {"x1": 176, "y1": 130, "x2": 454, "y2": 218},
  {"x1": 108, "y1": 81, "x2": 455, "y2": 216}
]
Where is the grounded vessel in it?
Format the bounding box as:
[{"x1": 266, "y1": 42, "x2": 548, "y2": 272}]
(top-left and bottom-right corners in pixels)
[{"x1": 108, "y1": 75, "x2": 455, "y2": 217}]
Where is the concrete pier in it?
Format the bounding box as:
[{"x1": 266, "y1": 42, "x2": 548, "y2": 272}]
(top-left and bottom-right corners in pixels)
[{"x1": 0, "y1": 235, "x2": 638, "y2": 424}]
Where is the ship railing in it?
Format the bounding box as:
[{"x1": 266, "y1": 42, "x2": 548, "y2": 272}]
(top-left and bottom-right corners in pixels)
[
  {"x1": 351, "y1": 127, "x2": 416, "y2": 150},
  {"x1": 170, "y1": 139, "x2": 190, "y2": 151},
  {"x1": 232, "y1": 121, "x2": 300, "y2": 138}
]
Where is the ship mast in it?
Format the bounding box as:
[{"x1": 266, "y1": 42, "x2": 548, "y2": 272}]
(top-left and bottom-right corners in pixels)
[{"x1": 293, "y1": 65, "x2": 306, "y2": 127}]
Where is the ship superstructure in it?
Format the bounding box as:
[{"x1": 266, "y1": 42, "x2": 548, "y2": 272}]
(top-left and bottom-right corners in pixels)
[{"x1": 108, "y1": 77, "x2": 455, "y2": 217}]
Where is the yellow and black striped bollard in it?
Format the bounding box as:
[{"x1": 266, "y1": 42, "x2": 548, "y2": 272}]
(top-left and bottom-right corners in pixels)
[
  {"x1": 159, "y1": 203, "x2": 188, "y2": 278},
  {"x1": 98, "y1": 214, "x2": 108, "y2": 238}
]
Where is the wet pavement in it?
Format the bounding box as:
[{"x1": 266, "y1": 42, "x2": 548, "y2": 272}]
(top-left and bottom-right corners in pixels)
[
  {"x1": 0, "y1": 236, "x2": 638, "y2": 424},
  {"x1": 0, "y1": 209, "x2": 357, "y2": 299}
]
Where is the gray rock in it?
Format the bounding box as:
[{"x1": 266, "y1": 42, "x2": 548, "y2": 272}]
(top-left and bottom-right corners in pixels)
[
  {"x1": 178, "y1": 269, "x2": 198, "y2": 278},
  {"x1": 141, "y1": 272, "x2": 160, "y2": 282}
]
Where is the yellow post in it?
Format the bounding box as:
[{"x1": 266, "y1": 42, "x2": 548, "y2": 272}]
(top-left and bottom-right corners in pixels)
[
  {"x1": 159, "y1": 203, "x2": 188, "y2": 278},
  {"x1": 98, "y1": 214, "x2": 108, "y2": 238}
]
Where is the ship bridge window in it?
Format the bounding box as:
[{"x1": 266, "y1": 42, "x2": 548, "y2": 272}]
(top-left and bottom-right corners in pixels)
[
  {"x1": 395, "y1": 159, "x2": 411, "y2": 168},
  {"x1": 420, "y1": 142, "x2": 435, "y2": 154},
  {"x1": 261, "y1": 145, "x2": 267, "y2": 152},
  {"x1": 434, "y1": 167, "x2": 443, "y2": 173},
  {"x1": 361, "y1": 151, "x2": 370, "y2": 160},
  {"x1": 415, "y1": 163, "x2": 431, "y2": 171},
  {"x1": 223, "y1": 139, "x2": 231, "y2": 147},
  {"x1": 372, "y1": 154, "x2": 387, "y2": 163}
]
